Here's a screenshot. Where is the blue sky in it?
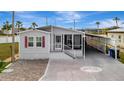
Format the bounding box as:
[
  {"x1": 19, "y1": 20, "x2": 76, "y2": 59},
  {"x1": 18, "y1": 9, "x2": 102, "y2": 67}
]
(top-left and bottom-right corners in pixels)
[{"x1": 1, "y1": 11, "x2": 124, "y2": 29}]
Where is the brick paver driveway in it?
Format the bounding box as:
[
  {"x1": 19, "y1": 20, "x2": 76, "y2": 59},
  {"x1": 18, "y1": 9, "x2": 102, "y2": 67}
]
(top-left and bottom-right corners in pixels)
[
  {"x1": 41, "y1": 47, "x2": 124, "y2": 81},
  {"x1": 0, "y1": 59, "x2": 48, "y2": 81}
]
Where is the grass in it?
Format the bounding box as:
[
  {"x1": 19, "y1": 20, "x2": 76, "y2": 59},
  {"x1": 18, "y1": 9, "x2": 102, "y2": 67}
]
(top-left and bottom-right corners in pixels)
[
  {"x1": 0, "y1": 43, "x2": 19, "y2": 61},
  {"x1": 0, "y1": 61, "x2": 10, "y2": 73},
  {"x1": 119, "y1": 52, "x2": 124, "y2": 64}
]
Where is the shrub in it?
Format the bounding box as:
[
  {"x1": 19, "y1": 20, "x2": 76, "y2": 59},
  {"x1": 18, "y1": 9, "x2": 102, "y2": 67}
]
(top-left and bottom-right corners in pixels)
[
  {"x1": 0, "y1": 61, "x2": 10, "y2": 73},
  {"x1": 119, "y1": 52, "x2": 124, "y2": 64}
]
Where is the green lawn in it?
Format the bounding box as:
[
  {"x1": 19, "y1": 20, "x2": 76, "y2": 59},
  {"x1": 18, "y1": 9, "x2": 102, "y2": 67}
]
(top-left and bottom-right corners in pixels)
[
  {"x1": 119, "y1": 52, "x2": 124, "y2": 64},
  {"x1": 0, "y1": 43, "x2": 19, "y2": 61},
  {"x1": 0, "y1": 61, "x2": 10, "y2": 73}
]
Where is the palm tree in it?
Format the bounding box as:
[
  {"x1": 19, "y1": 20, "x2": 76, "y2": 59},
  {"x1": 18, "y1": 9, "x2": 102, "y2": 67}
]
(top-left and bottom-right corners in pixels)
[
  {"x1": 113, "y1": 17, "x2": 120, "y2": 27},
  {"x1": 16, "y1": 21, "x2": 23, "y2": 32},
  {"x1": 2, "y1": 21, "x2": 12, "y2": 32},
  {"x1": 31, "y1": 22, "x2": 38, "y2": 30},
  {"x1": 96, "y1": 21, "x2": 100, "y2": 34},
  {"x1": 5, "y1": 21, "x2": 9, "y2": 32}
]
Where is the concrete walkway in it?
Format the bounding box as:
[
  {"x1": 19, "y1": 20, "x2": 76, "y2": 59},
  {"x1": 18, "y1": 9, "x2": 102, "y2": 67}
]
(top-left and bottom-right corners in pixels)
[{"x1": 41, "y1": 47, "x2": 124, "y2": 81}]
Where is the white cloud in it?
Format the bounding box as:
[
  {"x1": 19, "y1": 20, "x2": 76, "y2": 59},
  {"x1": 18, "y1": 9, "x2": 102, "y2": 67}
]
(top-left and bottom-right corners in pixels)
[
  {"x1": 89, "y1": 19, "x2": 124, "y2": 28},
  {"x1": 55, "y1": 11, "x2": 82, "y2": 23},
  {"x1": 55, "y1": 11, "x2": 108, "y2": 24},
  {"x1": 16, "y1": 12, "x2": 40, "y2": 19}
]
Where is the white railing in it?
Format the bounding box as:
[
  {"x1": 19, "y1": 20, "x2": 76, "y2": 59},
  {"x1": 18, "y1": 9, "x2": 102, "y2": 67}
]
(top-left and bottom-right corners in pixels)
[{"x1": 63, "y1": 45, "x2": 83, "y2": 59}]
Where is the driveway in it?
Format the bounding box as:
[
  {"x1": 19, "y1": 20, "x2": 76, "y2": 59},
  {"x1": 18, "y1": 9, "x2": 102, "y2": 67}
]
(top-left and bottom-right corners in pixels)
[
  {"x1": 0, "y1": 59, "x2": 48, "y2": 81},
  {"x1": 41, "y1": 47, "x2": 124, "y2": 81}
]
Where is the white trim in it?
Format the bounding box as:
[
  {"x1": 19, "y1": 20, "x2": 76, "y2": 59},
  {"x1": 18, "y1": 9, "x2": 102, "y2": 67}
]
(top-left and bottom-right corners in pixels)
[
  {"x1": 72, "y1": 34, "x2": 74, "y2": 50},
  {"x1": 19, "y1": 30, "x2": 50, "y2": 34},
  {"x1": 38, "y1": 59, "x2": 50, "y2": 81},
  {"x1": 63, "y1": 34, "x2": 65, "y2": 51},
  {"x1": 55, "y1": 35, "x2": 62, "y2": 51},
  {"x1": 26, "y1": 36, "x2": 44, "y2": 48},
  {"x1": 28, "y1": 37, "x2": 34, "y2": 48}
]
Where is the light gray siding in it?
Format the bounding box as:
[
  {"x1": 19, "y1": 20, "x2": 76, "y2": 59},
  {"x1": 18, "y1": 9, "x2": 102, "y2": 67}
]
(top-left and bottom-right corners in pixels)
[{"x1": 19, "y1": 30, "x2": 50, "y2": 60}]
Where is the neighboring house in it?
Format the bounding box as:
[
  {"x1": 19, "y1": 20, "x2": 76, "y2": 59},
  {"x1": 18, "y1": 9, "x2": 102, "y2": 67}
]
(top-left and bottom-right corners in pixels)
[
  {"x1": 19, "y1": 25, "x2": 84, "y2": 60},
  {"x1": 107, "y1": 28, "x2": 124, "y2": 48}
]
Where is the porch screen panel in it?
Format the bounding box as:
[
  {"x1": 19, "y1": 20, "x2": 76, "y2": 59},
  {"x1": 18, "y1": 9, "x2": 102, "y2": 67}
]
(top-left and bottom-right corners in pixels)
[{"x1": 74, "y1": 35, "x2": 81, "y2": 49}]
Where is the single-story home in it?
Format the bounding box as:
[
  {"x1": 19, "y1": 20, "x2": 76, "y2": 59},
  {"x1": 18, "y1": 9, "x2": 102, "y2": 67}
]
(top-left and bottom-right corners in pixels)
[{"x1": 19, "y1": 25, "x2": 84, "y2": 60}]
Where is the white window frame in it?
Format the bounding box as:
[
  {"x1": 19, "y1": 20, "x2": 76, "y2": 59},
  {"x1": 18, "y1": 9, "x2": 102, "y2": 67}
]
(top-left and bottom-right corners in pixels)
[
  {"x1": 28, "y1": 37, "x2": 34, "y2": 47},
  {"x1": 36, "y1": 37, "x2": 42, "y2": 47}
]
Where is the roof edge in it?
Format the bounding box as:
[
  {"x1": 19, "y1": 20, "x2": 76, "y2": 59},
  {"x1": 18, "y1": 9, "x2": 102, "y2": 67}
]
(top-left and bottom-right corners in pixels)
[{"x1": 19, "y1": 30, "x2": 50, "y2": 34}]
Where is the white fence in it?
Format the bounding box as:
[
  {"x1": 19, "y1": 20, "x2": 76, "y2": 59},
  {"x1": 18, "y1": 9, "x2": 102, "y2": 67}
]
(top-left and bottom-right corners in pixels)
[{"x1": 0, "y1": 36, "x2": 19, "y2": 43}]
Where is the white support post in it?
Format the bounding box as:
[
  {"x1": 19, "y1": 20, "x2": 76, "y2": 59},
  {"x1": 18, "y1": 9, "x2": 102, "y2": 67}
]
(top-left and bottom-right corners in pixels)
[
  {"x1": 51, "y1": 26, "x2": 54, "y2": 51},
  {"x1": 83, "y1": 32, "x2": 85, "y2": 60},
  {"x1": 63, "y1": 34, "x2": 64, "y2": 51},
  {"x1": 114, "y1": 39, "x2": 117, "y2": 60},
  {"x1": 81, "y1": 34, "x2": 83, "y2": 59},
  {"x1": 72, "y1": 34, "x2": 74, "y2": 50},
  {"x1": 72, "y1": 34, "x2": 75, "y2": 57},
  {"x1": 104, "y1": 38, "x2": 107, "y2": 55}
]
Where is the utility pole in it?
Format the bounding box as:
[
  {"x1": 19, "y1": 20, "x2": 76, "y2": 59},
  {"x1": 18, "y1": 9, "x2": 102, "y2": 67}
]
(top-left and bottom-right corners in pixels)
[
  {"x1": 97, "y1": 25, "x2": 99, "y2": 34},
  {"x1": 11, "y1": 11, "x2": 15, "y2": 62},
  {"x1": 46, "y1": 16, "x2": 48, "y2": 26},
  {"x1": 54, "y1": 19, "x2": 56, "y2": 26},
  {"x1": 74, "y1": 19, "x2": 75, "y2": 30}
]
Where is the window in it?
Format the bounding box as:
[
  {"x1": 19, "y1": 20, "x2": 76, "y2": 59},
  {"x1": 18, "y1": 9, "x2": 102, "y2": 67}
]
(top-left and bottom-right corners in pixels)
[
  {"x1": 118, "y1": 35, "x2": 121, "y2": 42},
  {"x1": 28, "y1": 37, "x2": 34, "y2": 47},
  {"x1": 36, "y1": 37, "x2": 42, "y2": 47},
  {"x1": 118, "y1": 35, "x2": 121, "y2": 39},
  {"x1": 66, "y1": 35, "x2": 72, "y2": 47}
]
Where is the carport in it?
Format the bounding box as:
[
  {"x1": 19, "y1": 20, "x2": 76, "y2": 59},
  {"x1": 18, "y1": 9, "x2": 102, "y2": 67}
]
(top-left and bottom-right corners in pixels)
[
  {"x1": 85, "y1": 33, "x2": 118, "y2": 60},
  {"x1": 40, "y1": 33, "x2": 124, "y2": 81}
]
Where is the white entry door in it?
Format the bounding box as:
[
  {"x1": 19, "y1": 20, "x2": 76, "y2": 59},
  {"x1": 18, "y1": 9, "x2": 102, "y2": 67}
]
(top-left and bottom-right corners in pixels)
[{"x1": 55, "y1": 35, "x2": 62, "y2": 51}]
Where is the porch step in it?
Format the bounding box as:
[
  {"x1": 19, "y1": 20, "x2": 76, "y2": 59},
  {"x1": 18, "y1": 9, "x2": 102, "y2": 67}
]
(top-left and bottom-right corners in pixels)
[{"x1": 50, "y1": 52, "x2": 73, "y2": 60}]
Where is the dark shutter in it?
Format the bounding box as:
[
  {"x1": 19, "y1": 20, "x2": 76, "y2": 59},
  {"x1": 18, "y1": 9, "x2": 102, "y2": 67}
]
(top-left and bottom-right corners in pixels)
[
  {"x1": 25, "y1": 36, "x2": 28, "y2": 48},
  {"x1": 42, "y1": 36, "x2": 45, "y2": 48}
]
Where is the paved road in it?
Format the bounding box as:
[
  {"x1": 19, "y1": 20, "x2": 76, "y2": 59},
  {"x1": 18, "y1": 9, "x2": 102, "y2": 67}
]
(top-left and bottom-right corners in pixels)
[{"x1": 42, "y1": 46, "x2": 124, "y2": 81}]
